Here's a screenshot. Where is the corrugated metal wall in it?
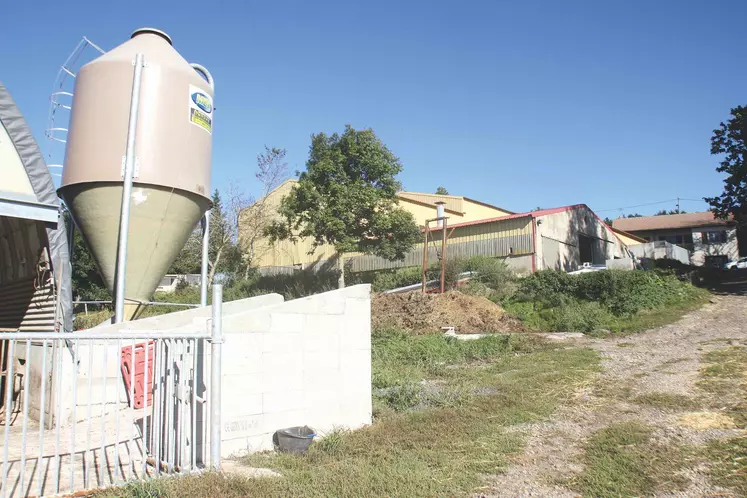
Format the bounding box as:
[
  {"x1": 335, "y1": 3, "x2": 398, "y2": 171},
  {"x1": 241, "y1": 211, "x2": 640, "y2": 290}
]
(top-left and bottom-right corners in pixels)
[
  {"x1": 349, "y1": 216, "x2": 533, "y2": 273},
  {"x1": 0, "y1": 216, "x2": 56, "y2": 333}
]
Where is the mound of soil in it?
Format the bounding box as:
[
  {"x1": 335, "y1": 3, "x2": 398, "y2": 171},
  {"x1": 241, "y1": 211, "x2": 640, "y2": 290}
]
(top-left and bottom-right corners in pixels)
[{"x1": 371, "y1": 291, "x2": 525, "y2": 334}]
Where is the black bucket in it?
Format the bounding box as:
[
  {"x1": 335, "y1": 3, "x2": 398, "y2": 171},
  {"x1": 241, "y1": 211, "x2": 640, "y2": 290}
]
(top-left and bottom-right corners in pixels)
[{"x1": 274, "y1": 426, "x2": 316, "y2": 454}]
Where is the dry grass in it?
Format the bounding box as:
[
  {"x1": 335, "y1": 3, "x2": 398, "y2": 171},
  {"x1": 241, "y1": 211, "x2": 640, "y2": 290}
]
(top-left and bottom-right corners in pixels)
[{"x1": 573, "y1": 421, "x2": 689, "y2": 497}]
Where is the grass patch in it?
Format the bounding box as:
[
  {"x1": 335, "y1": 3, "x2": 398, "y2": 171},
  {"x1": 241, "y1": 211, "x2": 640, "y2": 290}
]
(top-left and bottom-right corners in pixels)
[
  {"x1": 574, "y1": 421, "x2": 689, "y2": 497},
  {"x1": 695, "y1": 346, "x2": 747, "y2": 495},
  {"x1": 631, "y1": 392, "x2": 700, "y2": 411},
  {"x1": 704, "y1": 435, "x2": 747, "y2": 495},
  {"x1": 616, "y1": 342, "x2": 635, "y2": 347},
  {"x1": 96, "y1": 336, "x2": 599, "y2": 498}
]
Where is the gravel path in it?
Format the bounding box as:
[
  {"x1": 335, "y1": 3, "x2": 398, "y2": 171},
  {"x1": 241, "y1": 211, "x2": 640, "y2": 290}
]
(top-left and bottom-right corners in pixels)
[{"x1": 483, "y1": 295, "x2": 747, "y2": 497}]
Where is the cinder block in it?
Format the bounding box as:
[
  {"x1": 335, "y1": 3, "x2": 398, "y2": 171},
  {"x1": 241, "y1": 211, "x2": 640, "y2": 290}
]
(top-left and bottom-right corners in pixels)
[
  {"x1": 303, "y1": 368, "x2": 341, "y2": 391},
  {"x1": 262, "y1": 332, "x2": 302, "y2": 353},
  {"x1": 262, "y1": 409, "x2": 307, "y2": 435},
  {"x1": 263, "y1": 390, "x2": 305, "y2": 413},
  {"x1": 260, "y1": 370, "x2": 303, "y2": 393},
  {"x1": 222, "y1": 414, "x2": 263, "y2": 440},
  {"x1": 339, "y1": 319, "x2": 371, "y2": 351},
  {"x1": 225, "y1": 311, "x2": 271, "y2": 333},
  {"x1": 261, "y1": 351, "x2": 304, "y2": 374},
  {"x1": 344, "y1": 297, "x2": 371, "y2": 318},
  {"x1": 305, "y1": 314, "x2": 345, "y2": 337},
  {"x1": 270, "y1": 313, "x2": 305, "y2": 333},
  {"x1": 302, "y1": 329, "x2": 339, "y2": 352},
  {"x1": 341, "y1": 284, "x2": 371, "y2": 299},
  {"x1": 303, "y1": 348, "x2": 340, "y2": 372},
  {"x1": 317, "y1": 294, "x2": 346, "y2": 315},
  {"x1": 221, "y1": 433, "x2": 273, "y2": 458},
  {"x1": 221, "y1": 376, "x2": 263, "y2": 416}
]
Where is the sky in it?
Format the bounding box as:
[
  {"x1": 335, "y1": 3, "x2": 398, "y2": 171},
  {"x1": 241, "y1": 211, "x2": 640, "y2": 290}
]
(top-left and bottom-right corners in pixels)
[{"x1": 2, "y1": 0, "x2": 745, "y2": 218}]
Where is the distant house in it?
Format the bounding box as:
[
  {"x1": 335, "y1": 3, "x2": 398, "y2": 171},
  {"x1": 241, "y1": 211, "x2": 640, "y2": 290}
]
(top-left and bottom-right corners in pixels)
[{"x1": 612, "y1": 212, "x2": 738, "y2": 267}]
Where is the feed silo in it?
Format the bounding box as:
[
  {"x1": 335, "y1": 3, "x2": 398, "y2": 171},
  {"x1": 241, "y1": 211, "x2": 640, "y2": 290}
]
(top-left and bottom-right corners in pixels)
[{"x1": 59, "y1": 28, "x2": 214, "y2": 320}]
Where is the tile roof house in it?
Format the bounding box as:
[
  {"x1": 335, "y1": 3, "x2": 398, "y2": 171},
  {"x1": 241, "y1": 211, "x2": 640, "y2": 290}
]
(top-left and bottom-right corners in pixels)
[{"x1": 612, "y1": 212, "x2": 738, "y2": 266}]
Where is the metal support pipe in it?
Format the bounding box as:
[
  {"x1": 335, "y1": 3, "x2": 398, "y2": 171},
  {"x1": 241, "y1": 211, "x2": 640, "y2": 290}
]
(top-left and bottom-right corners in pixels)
[
  {"x1": 209, "y1": 284, "x2": 223, "y2": 469},
  {"x1": 441, "y1": 218, "x2": 447, "y2": 294},
  {"x1": 200, "y1": 211, "x2": 210, "y2": 307},
  {"x1": 421, "y1": 223, "x2": 429, "y2": 293},
  {"x1": 114, "y1": 53, "x2": 145, "y2": 323}
]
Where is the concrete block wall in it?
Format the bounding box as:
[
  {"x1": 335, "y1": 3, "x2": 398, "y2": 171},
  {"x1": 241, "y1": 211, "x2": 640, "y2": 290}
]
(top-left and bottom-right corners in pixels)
[
  {"x1": 218, "y1": 284, "x2": 372, "y2": 457},
  {"x1": 27, "y1": 286, "x2": 372, "y2": 460}
]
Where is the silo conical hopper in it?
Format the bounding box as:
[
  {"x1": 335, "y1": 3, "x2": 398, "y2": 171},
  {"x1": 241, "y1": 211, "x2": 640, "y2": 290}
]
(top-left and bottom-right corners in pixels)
[{"x1": 59, "y1": 28, "x2": 214, "y2": 320}]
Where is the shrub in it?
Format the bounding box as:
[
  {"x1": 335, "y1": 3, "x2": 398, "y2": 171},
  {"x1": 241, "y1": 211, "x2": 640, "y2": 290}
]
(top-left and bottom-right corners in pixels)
[
  {"x1": 541, "y1": 301, "x2": 616, "y2": 333},
  {"x1": 463, "y1": 256, "x2": 517, "y2": 300},
  {"x1": 517, "y1": 269, "x2": 701, "y2": 317}
]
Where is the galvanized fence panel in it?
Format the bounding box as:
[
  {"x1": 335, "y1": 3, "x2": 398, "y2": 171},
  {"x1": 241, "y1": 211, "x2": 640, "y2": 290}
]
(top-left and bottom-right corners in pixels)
[{"x1": 0, "y1": 286, "x2": 224, "y2": 498}]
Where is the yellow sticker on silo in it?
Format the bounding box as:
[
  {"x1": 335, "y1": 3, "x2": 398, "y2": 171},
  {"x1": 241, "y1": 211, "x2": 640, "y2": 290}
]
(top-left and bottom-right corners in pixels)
[{"x1": 189, "y1": 84, "x2": 213, "y2": 134}]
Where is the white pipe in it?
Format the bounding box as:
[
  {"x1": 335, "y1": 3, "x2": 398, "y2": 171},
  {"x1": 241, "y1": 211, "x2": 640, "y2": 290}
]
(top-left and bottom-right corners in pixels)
[
  {"x1": 436, "y1": 202, "x2": 445, "y2": 228},
  {"x1": 114, "y1": 53, "x2": 145, "y2": 323}
]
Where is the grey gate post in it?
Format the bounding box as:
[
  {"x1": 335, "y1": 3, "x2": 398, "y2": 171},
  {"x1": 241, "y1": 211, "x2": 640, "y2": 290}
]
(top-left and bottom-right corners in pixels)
[{"x1": 209, "y1": 284, "x2": 223, "y2": 469}]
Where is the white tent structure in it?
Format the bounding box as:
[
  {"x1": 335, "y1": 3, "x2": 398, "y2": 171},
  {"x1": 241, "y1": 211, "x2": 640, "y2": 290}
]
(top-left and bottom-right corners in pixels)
[{"x1": 0, "y1": 81, "x2": 72, "y2": 342}]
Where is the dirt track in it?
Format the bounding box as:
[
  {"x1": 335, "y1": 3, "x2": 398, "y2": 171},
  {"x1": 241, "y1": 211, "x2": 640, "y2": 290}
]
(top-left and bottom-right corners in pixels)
[{"x1": 485, "y1": 294, "x2": 747, "y2": 497}]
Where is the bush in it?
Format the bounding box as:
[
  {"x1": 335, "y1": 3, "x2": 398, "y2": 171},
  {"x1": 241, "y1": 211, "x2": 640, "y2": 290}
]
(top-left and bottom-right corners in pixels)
[
  {"x1": 517, "y1": 269, "x2": 701, "y2": 317},
  {"x1": 463, "y1": 256, "x2": 517, "y2": 300},
  {"x1": 540, "y1": 301, "x2": 616, "y2": 333}
]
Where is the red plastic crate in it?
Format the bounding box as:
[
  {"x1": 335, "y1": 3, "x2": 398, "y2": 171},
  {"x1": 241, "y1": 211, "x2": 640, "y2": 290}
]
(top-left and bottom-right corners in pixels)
[{"x1": 121, "y1": 341, "x2": 155, "y2": 409}]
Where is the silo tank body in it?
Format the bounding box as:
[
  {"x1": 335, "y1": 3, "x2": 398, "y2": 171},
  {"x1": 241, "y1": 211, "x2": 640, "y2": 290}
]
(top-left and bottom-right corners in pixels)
[{"x1": 59, "y1": 28, "x2": 214, "y2": 319}]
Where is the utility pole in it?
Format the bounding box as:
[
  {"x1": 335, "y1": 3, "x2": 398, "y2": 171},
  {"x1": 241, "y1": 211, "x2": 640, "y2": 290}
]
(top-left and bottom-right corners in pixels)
[{"x1": 676, "y1": 197, "x2": 680, "y2": 213}]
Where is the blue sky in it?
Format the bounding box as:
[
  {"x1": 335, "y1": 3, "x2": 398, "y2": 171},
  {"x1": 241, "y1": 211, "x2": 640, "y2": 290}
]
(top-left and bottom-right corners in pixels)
[{"x1": 3, "y1": 0, "x2": 745, "y2": 217}]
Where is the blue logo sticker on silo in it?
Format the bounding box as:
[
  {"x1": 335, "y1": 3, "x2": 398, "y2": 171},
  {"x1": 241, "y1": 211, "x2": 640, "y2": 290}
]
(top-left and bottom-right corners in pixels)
[{"x1": 191, "y1": 92, "x2": 212, "y2": 114}]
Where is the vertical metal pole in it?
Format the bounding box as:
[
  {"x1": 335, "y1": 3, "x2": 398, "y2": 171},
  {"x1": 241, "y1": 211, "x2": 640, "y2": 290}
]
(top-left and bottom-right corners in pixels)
[
  {"x1": 37, "y1": 340, "x2": 48, "y2": 497},
  {"x1": 200, "y1": 211, "x2": 210, "y2": 307},
  {"x1": 209, "y1": 284, "x2": 223, "y2": 469},
  {"x1": 128, "y1": 339, "x2": 135, "y2": 479},
  {"x1": 69, "y1": 341, "x2": 79, "y2": 493},
  {"x1": 19, "y1": 340, "x2": 31, "y2": 497},
  {"x1": 142, "y1": 341, "x2": 150, "y2": 477},
  {"x1": 114, "y1": 53, "x2": 145, "y2": 323},
  {"x1": 421, "y1": 223, "x2": 429, "y2": 293},
  {"x1": 99, "y1": 343, "x2": 108, "y2": 486},
  {"x1": 441, "y1": 218, "x2": 447, "y2": 294},
  {"x1": 191, "y1": 339, "x2": 197, "y2": 470},
  {"x1": 114, "y1": 339, "x2": 122, "y2": 483},
  {"x1": 84, "y1": 341, "x2": 94, "y2": 488},
  {"x1": 1, "y1": 340, "x2": 15, "y2": 498}
]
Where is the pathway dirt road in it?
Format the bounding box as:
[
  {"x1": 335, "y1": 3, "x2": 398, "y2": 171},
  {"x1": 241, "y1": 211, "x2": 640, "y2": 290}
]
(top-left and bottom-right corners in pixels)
[{"x1": 485, "y1": 294, "x2": 747, "y2": 497}]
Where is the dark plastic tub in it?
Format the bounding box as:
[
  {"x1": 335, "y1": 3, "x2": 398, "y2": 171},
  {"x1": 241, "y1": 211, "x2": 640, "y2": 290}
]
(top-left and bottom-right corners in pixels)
[{"x1": 274, "y1": 426, "x2": 316, "y2": 454}]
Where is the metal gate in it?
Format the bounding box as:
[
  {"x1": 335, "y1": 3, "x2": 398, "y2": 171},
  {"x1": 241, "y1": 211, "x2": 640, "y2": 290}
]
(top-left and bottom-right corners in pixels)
[{"x1": 0, "y1": 288, "x2": 223, "y2": 498}]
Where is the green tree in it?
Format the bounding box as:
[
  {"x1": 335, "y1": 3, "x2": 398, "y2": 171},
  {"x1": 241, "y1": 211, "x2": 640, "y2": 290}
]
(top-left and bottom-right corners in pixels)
[
  {"x1": 603, "y1": 217, "x2": 614, "y2": 225},
  {"x1": 654, "y1": 209, "x2": 686, "y2": 216},
  {"x1": 435, "y1": 186, "x2": 449, "y2": 195},
  {"x1": 625, "y1": 213, "x2": 643, "y2": 218},
  {"x1": 266, "y1": 125, "x2": 421, "y2": 287},
  {"x1": 170, "y1": 228, "x2": 202, "y2": 274},
  {"x1": 705, "y1": 106, "x2": 747, "y2": 224}
]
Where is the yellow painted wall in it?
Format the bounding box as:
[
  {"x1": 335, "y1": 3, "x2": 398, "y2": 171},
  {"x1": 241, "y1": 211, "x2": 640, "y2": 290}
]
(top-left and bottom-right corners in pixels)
[
  {"x1": 239, "y1": 179, "x2": 516, "y2": 268},
  {"x1": 613, "y1": 231, "x2": 643, "y2": 247},
  {"x1": 462, "y1": 199, "x2": 512, "y2": 221}
]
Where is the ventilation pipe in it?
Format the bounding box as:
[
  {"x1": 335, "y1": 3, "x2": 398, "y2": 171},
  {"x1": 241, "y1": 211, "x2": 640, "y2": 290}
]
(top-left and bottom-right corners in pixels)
[{"x1": 436, "y1": 201, "x2": 445, "y2": 228}]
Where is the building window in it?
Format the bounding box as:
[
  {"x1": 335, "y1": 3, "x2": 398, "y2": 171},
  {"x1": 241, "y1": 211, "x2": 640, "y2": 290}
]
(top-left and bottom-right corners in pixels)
[{"x1": 701, "y1": 231, "x2": 727, "y2": 244}]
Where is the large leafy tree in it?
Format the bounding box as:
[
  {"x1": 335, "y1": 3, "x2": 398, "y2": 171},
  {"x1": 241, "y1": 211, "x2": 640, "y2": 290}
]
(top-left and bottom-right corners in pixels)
[
  {"x1": 705, "y1": 106, "x2": 747, "y2": 223},
  {"x1": 266, "y1": 125, "x2": 421, "y2": 287}
]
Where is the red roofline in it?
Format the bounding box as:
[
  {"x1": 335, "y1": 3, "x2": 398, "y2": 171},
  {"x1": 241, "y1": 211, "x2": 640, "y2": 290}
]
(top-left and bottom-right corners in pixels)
[{"x1": 424, "y1": 204, "x2": 589, "y2": 232}]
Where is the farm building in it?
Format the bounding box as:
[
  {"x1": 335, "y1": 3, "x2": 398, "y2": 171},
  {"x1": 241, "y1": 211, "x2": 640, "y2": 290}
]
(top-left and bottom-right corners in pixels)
[
  {"x1": 347, "y1": 204, "x2": 629, "y2": 274},
  {"x1": 238, "y1": 179, "x2": 630, "y2": 275},
  {"x1": 238, "y1": 179, "x2": 514, "y2": 271}
]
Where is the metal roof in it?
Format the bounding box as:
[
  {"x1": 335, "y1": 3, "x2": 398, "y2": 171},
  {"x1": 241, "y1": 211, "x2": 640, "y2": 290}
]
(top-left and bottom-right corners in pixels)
[{"x1": 612, "y1": 212, "x2": 732, "y2": 232}]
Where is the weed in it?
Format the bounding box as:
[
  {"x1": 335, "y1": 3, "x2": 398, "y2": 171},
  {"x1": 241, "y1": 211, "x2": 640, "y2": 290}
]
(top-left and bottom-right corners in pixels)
[
  {"x1": 704, "y1": 435, "x2": 747, "y2": 495},
  {"x1": 631, "y1": 392, "x2": 700, "y2": 411},
  {"x1": 617, "y1": 342, "x2": 635, "y2": 348},
  {"x1": 574, "y1": 421, "x2": 688, "y2": 497}
]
